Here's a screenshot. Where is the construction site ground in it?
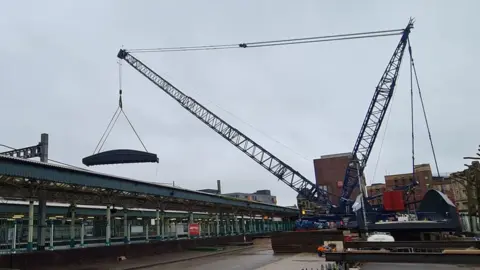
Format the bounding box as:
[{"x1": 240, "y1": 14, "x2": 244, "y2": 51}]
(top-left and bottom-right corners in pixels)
[{"x1": 56, "y1": 238, "x2": 479, "y2": 270}]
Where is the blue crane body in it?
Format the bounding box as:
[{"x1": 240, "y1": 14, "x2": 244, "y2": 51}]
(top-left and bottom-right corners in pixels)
[{"x1": 339, "y1": 20, "x2": 414, "y2": 210}]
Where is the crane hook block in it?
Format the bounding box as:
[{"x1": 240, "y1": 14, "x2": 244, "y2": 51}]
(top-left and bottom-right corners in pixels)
[
  {"x1": 117, "y1": 49, "x2": 128, "y2": 60},
  {"x1": 82, "y1": 149, "x2": 159, "y2": 167}
]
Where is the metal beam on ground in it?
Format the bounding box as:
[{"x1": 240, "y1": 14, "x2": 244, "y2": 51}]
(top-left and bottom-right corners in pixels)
[
  {"x1": 326, "y1": 252, "x2": 480, "y2": 265},
  {"x1": 344, "y1": 241, "x2": 480, "y2": 249}
]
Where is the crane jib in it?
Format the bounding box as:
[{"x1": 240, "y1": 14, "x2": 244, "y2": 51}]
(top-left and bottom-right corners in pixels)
[{"x1": 116, "y1": 49, "x2": 335, "y2": 209}]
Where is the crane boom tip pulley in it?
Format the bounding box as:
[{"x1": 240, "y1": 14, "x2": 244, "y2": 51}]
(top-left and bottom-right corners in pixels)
[{"x1": 117, "y1": 49, "x2": 128, "y2": 60}]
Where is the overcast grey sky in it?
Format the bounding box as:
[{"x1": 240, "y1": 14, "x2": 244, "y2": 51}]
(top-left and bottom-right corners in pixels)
[{"x1": 1, "y1": 1, "x2": 478, "y2": 206}]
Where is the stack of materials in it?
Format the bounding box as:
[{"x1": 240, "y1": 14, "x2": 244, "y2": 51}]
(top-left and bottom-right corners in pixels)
[{"x1": 271, "y1": 230, "x2": 344, "y2": 253}]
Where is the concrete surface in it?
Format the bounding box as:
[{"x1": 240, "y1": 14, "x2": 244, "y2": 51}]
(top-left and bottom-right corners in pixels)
[
  {"x1": 45, "y1": 237, "x2": 480, "y2": 270},
  {"x1": 137, "y1": 251, "x2": 356, "y2": 270},
  {"x1": 141, "y1": 248, "x2": 285, "y2": 270},
  {"x1": 255, "y1": 253, "x2": 356, "y2": 270},
  {"x1": 45, "y1": 246, "x2": 255, "y2": 270}
]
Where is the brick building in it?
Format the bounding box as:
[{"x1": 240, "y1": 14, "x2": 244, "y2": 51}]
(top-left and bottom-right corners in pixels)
[
  {"x1": 313, "y1": 153, "x2": 364, "y2": 205},
  {"x1": 223, "y1": 190, "x2": 277, "y2": 205},
  {"x1": 384, "y1": 164, "x2": 432, "y2": 203},
  {"x1": 449, "y1": 173, "x2": 474, "y2": 212},
  {"x1": 366, "y1": 183, "x2": 386, "y2": 206},
  {"x1": 428, "y1": 175, "x2": 455, "y2": 205}
]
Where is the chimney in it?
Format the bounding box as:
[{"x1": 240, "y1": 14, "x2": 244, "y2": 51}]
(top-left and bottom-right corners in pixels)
[{"x1": 217, "y1": 180, "x2": 222, "y2": 194}]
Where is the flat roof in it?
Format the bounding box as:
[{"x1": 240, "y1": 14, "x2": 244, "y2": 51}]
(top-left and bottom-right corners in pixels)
[
  {"x1": 0, "y1": 155, "x2": 297, "y2": 216},
  {"x1": 319, "y1": 152, "x2": 352, "y2": 159}
]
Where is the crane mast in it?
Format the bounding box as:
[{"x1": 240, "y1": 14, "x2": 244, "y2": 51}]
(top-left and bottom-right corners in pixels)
[
  {"x1": 340, "y1": 19, "x2": 414, "y2": 208},
  {"x1": 117, "y1": 50, "x2": 334, "y2": 208}
]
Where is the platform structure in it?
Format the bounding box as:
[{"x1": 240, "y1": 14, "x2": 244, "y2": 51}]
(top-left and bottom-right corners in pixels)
[{"x1": 0, "y1": 155, "x2": 298, "y2": 253}]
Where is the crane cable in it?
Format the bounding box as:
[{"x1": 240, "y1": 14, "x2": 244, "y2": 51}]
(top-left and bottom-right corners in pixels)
[
  {"x1": 370, "y1": 41, "x2": 441, "y2": 199},
  {"x1": 127, "y1": 28, "x2": 404, "y2": 53},
  {"x1": 408, "y1": 39, "x2": 441, "y2": 178},
  {"x1": 93, "y1": 62, "x2": 149, "y2": 154},
  {"x1": 409, "y1": 38, "x2": 416, "y2": 188},
  {"x1": 370, "y1": 94, "x2": 396, "y2": 186}
]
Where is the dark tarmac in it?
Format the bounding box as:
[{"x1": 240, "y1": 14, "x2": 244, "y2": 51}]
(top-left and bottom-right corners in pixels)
[{"x1": 142, "y1": 248, "x2": 286, "y2": 270}]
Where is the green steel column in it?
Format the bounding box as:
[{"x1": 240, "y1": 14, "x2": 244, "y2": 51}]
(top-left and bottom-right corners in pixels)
[
  {"x1": 123, "y1": 210, "x2": 129, "y2": 244},
  {"x1": 105, "y1": 205, "x2": 111, "y2": 246},
  {"x1": 226, "y1": 216, "x2": 230, "y2": 235},
  {"x1": 127, "y1": 222, "x2": 131, "y2": 242},
  {"x1": 80, "y1": 220, "x2": 85, "y2": 248},
  {"x1": 156, "y1": 209, "x2": 161, "y2": 240},
  {"x1": 27, "y1": 200, "x2": 34, "y2": 251},
  {"x1": 206, "y1": 218, "x2": 212, "y2": 237},
  {"x1": 248, "y1": 214, "x2": 255, "y2": 233},
  {"x1": 145, "y1": 219, "x2": 149, "y2": 242},
  {"x1": 216, "y1": 214, "x2": 220, "y2": 236},
  {"x1": 48, "y1": 220, "x2": 54, "y2": 250},
  {"x1": 69, "y1": 206, "x2": 76, "y2": 248},
  {"x1": 223, "y1": 219, "x2": 227, "y2": 236},
  {"x1": 188, "y1": 212, "x2": 194, "y2": 239},
  {"x1": 234, "y1": 215, "x2": 239, "y2": 235},
  {"x1": 174, "y1": 220, "x2": 178, "y2": 239},
  {"x1": 241, "y1": 216, "x2": 245, "y2": 234},
  {"x1": 160, "y1": 210, "x2": 165, "y2": 240},
  {"x1": 11, "y1": 221, "x2": 17, "y2": 253}
]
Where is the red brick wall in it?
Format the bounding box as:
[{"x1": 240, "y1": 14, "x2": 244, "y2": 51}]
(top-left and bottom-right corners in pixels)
[
  {"x1": 384, "y1": 164, "x2": 432, "y2": 209},
  {"x1": 313, "y1": 154, "x2": 359, "y2": 205},
  {"x1": 367, "y1": 184, "x2": 386, "y2": 206}
]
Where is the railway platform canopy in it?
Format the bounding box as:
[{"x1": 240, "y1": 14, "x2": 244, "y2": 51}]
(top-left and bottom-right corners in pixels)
[{"x1": 0, "y1": 155, "x2": 298, "y2": 217}]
